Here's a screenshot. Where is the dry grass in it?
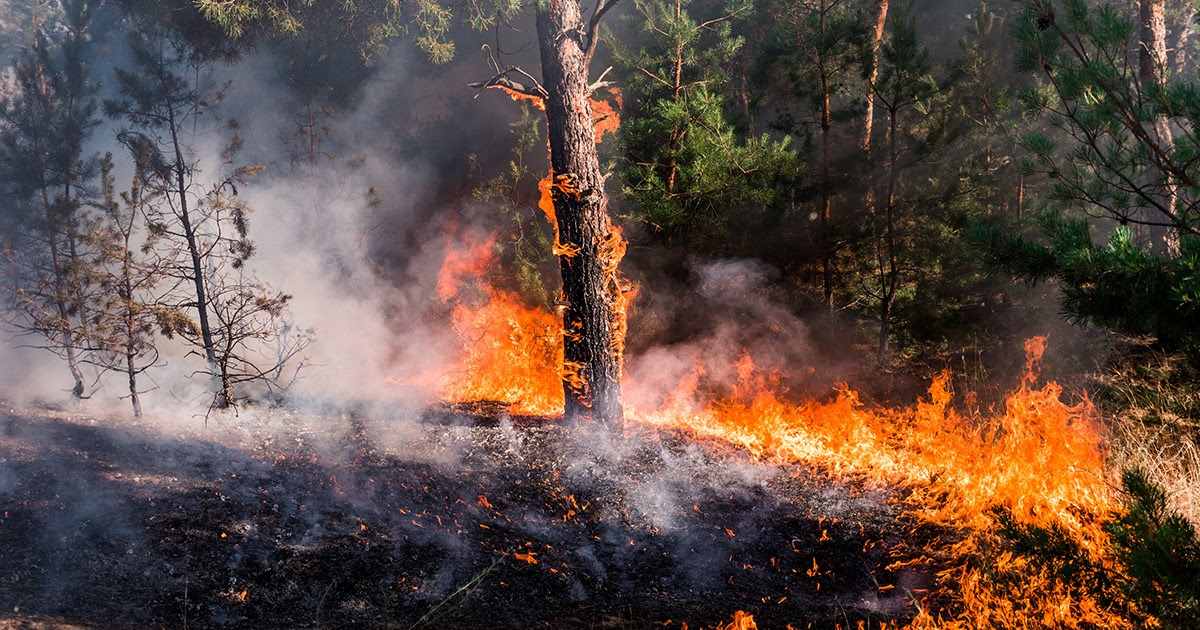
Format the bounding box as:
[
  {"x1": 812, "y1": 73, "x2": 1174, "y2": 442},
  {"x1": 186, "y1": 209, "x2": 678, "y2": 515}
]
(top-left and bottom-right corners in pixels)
[{"x1": 1092, "y1": 347, "x2": 1200, "y2": 524}]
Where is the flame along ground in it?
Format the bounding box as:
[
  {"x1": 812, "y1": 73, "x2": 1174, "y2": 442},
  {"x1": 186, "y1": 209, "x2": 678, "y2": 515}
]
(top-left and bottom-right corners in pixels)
[
  {"x1": 424, "y1": 88, "x2": 1126, "y2": 627},
  {"x1": 433, "y1": 260, "x2": 1122, "y2": 626}
]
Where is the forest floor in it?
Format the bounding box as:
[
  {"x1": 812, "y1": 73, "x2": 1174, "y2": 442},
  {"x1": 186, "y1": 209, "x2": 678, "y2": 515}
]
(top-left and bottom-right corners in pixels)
[{"x1": 0, "y1": 398, "x2": 951, "y2": 629}]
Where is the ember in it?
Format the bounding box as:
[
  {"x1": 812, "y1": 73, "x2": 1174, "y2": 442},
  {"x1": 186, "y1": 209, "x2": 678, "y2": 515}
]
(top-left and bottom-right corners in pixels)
[{"x1": 3, "y1": 0, "x2": 1195, "y2": 628}]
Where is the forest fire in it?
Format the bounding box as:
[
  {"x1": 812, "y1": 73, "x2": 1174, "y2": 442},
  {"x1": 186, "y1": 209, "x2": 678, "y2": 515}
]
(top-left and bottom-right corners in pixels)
[
  {"x1": 6, "y1": 0, "x2": 1197, "y2": 626},
  {"x1": 434, "y1": 235, "x2": 564, "y2": 415},
  {"x1": 431, "y1": 234, "x2": 1121, "y2": 627},
  {"x1": 421, "y1": 81, "x2": 1124, "y2": 626}
]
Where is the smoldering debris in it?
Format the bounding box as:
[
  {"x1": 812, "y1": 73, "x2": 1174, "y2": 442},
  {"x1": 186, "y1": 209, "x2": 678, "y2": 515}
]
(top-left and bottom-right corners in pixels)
[{"x1": 0, "y1": 400, "x2": 944, "y2": 629}]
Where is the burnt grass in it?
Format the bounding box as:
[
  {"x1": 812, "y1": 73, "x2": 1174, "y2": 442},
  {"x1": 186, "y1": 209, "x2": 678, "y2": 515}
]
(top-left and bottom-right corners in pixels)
[{"x1": 0, "y1": 400, "x2": 952, "y2": 629}]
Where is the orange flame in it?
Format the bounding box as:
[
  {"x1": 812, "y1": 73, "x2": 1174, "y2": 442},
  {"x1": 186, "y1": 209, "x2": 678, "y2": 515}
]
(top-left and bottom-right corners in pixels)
[
  {"x1": 639, "y1": 339, "x2": 1122, "y2": 628},
  {"x1": 423, "y1": 74, "x2": 1123, "y2": 630},
  {"x1": 490, "y1": 84, "x2": 545, "y2": 111},
  {"x1": 422, "y1": 228, "x2": 1120, "y2": 625},
  {"x1": 434, "y1": 236, "x2": 564, "y2": 416},
  {"x1": 714, "y1": 611, "x2": 758, "y2": 630},
  {"x1": 479, "y1": 80, "x2": 632, "y2": 405},
  {"x1": 591, "y1": 87, "x2": 622, "y2": 144}
]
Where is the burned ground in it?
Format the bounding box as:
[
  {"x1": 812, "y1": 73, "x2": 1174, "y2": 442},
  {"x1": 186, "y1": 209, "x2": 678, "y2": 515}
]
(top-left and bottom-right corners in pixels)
[{"x1": 0, "y1": 400, "x2": 946, "y2": 629}]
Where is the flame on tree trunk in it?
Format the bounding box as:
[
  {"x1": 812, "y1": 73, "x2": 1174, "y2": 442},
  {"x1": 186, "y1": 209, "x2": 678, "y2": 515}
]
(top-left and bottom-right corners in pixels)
[{"x1": 535, "y1": 0, "x2": 625, "y2": 426}]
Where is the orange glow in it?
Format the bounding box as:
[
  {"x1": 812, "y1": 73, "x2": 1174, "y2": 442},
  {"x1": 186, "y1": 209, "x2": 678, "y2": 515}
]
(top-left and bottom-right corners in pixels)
[
  {"x1": 638, "y1": 340, "x2": 1122, "y2": 628},
  {"x1": 591, "y1": 88, "x2": 622, "y2": 144},
  {"x1": 435, "y1": 236, "x2": 493, "y2": 302},
  {"x1": 432, "y1": 232, "x2": 564, "y2": 416},
  {"x1": 443, "y1": 78, "x2": 632, "y2": 410},
  {"x1": 714, "y1": 611, "x2": 758, "y2": 630},
  {"x1": 640, "y1": 341, "x2": 1109, "y2": 537},
  {"x1": 490, "y1": 84, "x2": 545, "y2": 111},
  {"x1": 418, "y1": 68, "x2": 1123, "y2": 629}
]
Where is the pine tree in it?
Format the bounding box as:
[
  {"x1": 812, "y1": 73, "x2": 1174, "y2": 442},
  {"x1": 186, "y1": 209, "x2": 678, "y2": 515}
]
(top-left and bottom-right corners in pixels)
[
  {"x1": 192, "y1": 156, "x2": 313, "y2": 408},
  {"x1": 868, "y1": 5, "x2": 937, "y2": 363},
  {"x1": 104, "y1": 30, "x2": 227, "y2": 390},
  {"x1": 106, "y1": 29, "x2": 309, "y2": 409},
  {"x1": 613, "y1": 0, "x2": 796, "y2": 246},
  {"x1": 755, "y1": 0, "x2": 866, "y2": 311},
  {"x1": 0, "y1": 0, "x2": 100, "y2": 399},
  {"x1": 971, "y1": 0, "x2": 1200, "y2": 353},
  {"x1": 84, "y1": 154, "x2": 172, "y2": 417}
]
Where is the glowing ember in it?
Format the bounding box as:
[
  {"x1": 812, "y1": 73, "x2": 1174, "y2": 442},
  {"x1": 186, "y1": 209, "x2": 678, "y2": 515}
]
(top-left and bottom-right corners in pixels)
[{"x1": 513, "y1": 551, "x2": 539, "y2": 565}]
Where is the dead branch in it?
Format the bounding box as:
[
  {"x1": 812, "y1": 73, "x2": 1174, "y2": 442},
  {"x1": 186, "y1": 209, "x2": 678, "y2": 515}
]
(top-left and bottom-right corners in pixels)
[{"x1": 584, "y1": 0, "x2": 621, "y2": 68}]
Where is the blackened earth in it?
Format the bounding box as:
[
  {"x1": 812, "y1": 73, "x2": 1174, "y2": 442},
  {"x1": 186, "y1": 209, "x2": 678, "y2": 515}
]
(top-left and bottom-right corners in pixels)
[{"x1": 0, "y1": 400, "x2": 947, "y2": 629}]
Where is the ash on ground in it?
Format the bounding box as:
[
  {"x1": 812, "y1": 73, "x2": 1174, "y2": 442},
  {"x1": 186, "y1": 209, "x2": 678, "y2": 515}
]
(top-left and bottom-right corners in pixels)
[{"x1": 0, "y1": 400, "x2": 944, "y2": 629}]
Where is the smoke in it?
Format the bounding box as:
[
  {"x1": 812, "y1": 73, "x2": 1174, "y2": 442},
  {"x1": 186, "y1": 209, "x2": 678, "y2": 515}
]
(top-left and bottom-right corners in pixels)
[
  {"x1": 0, "y1": 19, "x2": 540, "y2": 412},
  {"x1": 624, "y1": 257, "x2": 853, "y2": 414}
]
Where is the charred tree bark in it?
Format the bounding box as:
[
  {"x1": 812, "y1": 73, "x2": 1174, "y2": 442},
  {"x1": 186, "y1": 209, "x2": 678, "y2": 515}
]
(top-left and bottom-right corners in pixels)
[
  {"x1": 537, "y1": 0, "x2": 624, "y2": 425},
  {"x1": 861, "y1": 0, "x2": 889, "y2": 156}
]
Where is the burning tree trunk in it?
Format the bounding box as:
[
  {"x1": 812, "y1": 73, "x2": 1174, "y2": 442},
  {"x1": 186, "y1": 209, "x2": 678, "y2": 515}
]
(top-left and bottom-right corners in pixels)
[{"x1": 536, "y1": 0, "x2": 625, "y2": 425}]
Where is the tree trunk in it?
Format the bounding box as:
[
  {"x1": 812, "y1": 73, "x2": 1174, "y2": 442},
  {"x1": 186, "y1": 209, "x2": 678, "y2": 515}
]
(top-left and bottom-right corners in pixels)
[
  {"x1": 820, "y1": 67, "x2": 834, "y2": 313},
  {"x1": 1016, "y1": 170, "x2": 1025, "y2": 219},
  {"x1": 877, "y1": 107, "x2": 900, "y2": 365},
  {"x1": 1140, "y1": 0, "x2": 1177, "y2": 254},
  {"x1": 1168, "y1": 7, "x2": 1194, "y2": 77},
  {"x1": 168, "y1": 107, "x2": 220, "y2": 373},
  {"x1": 35, "y1": 152, "x2": 85, "y2": 399},
  {"x1": 31, "y1": 44, "x2": 85, "y2": 399},
  {"x1": 666, "y1": 0, "x2": 684, "y2": 194},
  {"x1": 121, "y1": 237, "x2": 142, "y2": 417},
  {"x1": 861, "y1": 0, "x2": 889, "y2": 156},
  {"x1": 537, "y1": 0, "x2": 625, "y2": 425}
]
